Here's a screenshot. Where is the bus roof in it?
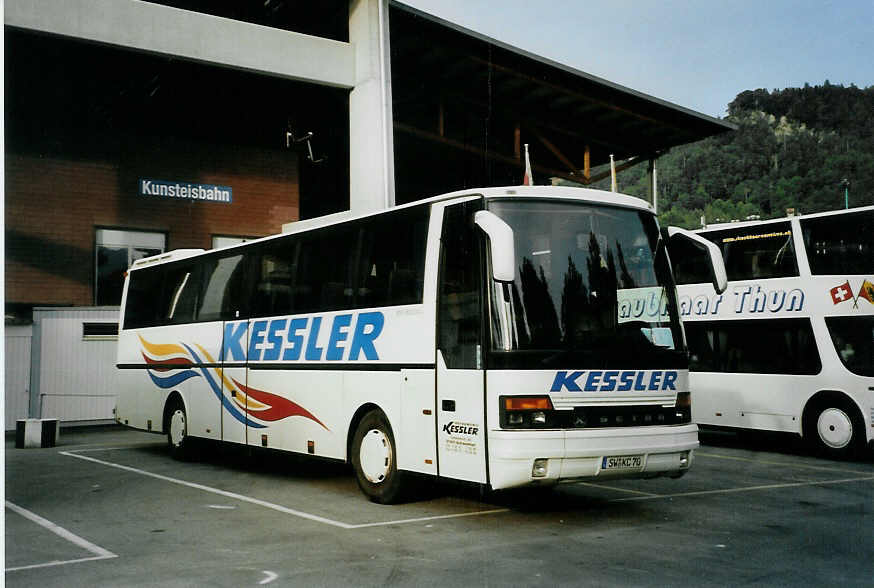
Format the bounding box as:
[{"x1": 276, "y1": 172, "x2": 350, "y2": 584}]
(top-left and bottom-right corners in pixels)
[
  {"x1": 280, "y1": 186, "x2": 653, "y2": 234},
  {"x1": 699, "y1": 204, "x2": 874, "y2": 233},
  {"x1": 133, "y1": 186, "x2": 653, "y2": 270}
]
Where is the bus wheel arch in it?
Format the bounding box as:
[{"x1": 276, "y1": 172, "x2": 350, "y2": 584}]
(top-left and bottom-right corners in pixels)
[
  {"x1": 802, "y1": 391, "x2": 865, "y2": 458},
  {"x1": 163, "y1": 392, "x2": 191, "y2": 460},
  {"x1": 349, "y1": 406, "x2": 406, "y2": 504}
]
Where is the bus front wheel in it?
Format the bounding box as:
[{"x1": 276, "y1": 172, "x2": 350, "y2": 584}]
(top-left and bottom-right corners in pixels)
[
  {"x1": 803, "y1": 397, "x2": 864, "y2": 459},
  {"x1": 351, "y1": 411, "x2": 405, "y2": 504},
  {"x1": 166, "y1": 399, "x2": 191, "y2": 461}
]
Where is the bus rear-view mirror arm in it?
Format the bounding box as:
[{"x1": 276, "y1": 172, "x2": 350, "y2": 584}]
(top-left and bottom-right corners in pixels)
[
  {"x1": 664, "y1": 226, "x2": 728, "y2": 294},
  {"x1": 474, "y1": 211, "x2": 516, "y2": 282}
]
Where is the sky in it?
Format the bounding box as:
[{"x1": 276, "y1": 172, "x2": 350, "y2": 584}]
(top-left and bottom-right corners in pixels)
[{"x1": 399, "y1": 0, "x2": 874, "y2": 119}]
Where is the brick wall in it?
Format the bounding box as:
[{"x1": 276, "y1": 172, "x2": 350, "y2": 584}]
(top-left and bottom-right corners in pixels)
[{"x1": 6, "y1": 139, "x2": 300, "y2": 308}]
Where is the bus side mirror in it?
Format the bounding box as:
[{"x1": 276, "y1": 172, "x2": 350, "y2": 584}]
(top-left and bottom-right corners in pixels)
[
  {"x1": 664, "y1": 226, "x2": 728, "y2": 294},
  {"x1": 474, "y1": 211, "x2": 515, "y2": 282}
]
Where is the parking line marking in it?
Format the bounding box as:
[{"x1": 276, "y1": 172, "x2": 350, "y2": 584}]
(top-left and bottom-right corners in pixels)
[
  {"x1": 573, "y1": 482, "x2": 659, "y2": 496},
  {"x1": 345, "y1": 508, "x2": 510, "y2": 529},
  {"x1": 5, "y1": 501, "x2": 118, "y2": 572},
  {"x1": 610, "y1": 475, "x2": 874, "y2": 502},
  {"x1": 696, "y1": 451, "x2": 873, "y2": 475},
  {"x1": 61, "y1": 450, "x2": 507, "y2": 529}
]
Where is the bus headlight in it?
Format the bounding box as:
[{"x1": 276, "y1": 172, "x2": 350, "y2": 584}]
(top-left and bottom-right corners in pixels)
[{"x1": 500, "y1": 396, "x2": 556, "y2": 429}]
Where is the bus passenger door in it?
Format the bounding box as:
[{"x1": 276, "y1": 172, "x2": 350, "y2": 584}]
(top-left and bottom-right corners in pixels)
[
  {"x1": 436, "y1": 201, "x2": 487, "y2": 484},
  {"x1": 199, "y1": 251, "x2": 251, "y2": 446},
  {"x1": 221, "y1": 319, "x2": 249, "y2": 446}
]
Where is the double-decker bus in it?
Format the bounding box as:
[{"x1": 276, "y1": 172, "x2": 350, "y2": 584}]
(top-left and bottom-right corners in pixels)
[
  {"x1": 116, "y1": 186, "x2": 725, "y2": 502},
  {"x1": 673, "y1": 206, "x2": 874, "y2": 457}
]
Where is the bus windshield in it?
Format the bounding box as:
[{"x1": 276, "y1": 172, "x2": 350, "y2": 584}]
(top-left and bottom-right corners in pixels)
[{"x1": 487, "y1": 199, "x2": 684, "y2": 370}]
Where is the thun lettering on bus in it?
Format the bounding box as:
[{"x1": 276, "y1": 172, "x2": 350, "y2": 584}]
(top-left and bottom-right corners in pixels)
[
  {"x1": 679, "y1": 284, "x2": 805, "y2": 317},
  {"x1": 222, "y1": 311, "x2": 385, "y2": 362}
]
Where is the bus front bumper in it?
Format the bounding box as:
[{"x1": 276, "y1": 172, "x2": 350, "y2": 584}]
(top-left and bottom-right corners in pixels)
[{"x1": 487, "y1": 424, "x2": 699, "y2": 490}]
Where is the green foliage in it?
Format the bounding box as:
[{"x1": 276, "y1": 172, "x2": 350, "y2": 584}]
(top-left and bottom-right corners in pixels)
[{"x1": 609, "y1": 83, "x2": 874, "y2": 229}]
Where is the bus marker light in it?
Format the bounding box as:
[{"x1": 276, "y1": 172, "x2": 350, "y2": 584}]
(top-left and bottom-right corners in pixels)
[
  {"x1": 307, "y1": 440, "x2": 315, "y2": 454},
  {"x1": 261, "y1": 434, "x2": 268, "y2": 447},
  {"x1": 532, "y1": 459, "x2": 548, "y2": 477},
  {"x1": 504, "y1": 397, "x2": 552, "y2": 411}
]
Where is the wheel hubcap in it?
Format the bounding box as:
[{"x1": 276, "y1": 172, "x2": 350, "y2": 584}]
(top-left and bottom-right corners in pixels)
[
  {"x1": 359, "y1": 429, "x2": 391, "y2": 484},
  {"x1": 817, "y1": 408, "x2": 852, "y2": 449},
  {"x1": 169, "y1": 409, "x2": 186, "y2": 447}
]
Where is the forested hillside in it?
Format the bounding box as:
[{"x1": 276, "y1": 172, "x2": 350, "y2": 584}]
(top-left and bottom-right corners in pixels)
[{"x1": 597, "y1": 83, "x2": 874, "y2": 228}]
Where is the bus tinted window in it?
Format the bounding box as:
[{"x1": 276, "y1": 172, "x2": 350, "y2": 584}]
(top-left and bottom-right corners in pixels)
[
  {"x1": 826, "y1": 316, "x2": 874, "y2": 377},
  {"x1": 669, "y1": 236, "x2": 712, "y2": 285},
  {"x1": 685, "y1": 318, "x2": 820, "y2": 375},
  {"x1": 160, "y1": 262, "x2": 199, "y2": 324},
  {"x1": 438, "y1": 201, "x2": 482, "y2": 369},
  {"x1": 123, "y1": 266, "x2": 164, "y2": 329},
  {"x1": 802, "y1": 209, "x2": 874, "y2": 275},
  {"x1": 356, "y1": 206, "x2": 429, "y2": 309},
  {"x1": 251, "y1": 238, "x2": 296, "y2": 318},
  {"x1": 197, "y1": 253, "x2": 248, "y2": 321},
  {"x1": 296, "y1": 226, "x2": 357, "y2": 314},
  {"x1": 701, "y1": 221, "x2": 797, "y2": 281}
]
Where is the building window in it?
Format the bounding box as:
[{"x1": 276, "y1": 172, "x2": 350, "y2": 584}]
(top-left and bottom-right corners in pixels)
[{"x1": 95, "y1": 229, "x2": 165, "y2": 305}]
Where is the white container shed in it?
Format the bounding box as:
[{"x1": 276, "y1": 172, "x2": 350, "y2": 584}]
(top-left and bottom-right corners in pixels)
[{"x1": 9, "y1": 307, "x2": 122, "y2": 428}]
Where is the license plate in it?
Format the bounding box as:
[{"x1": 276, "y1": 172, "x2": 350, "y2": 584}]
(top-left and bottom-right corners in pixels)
[{"x1": 601, "y1": 455, "x2": 643, "y2": 470}]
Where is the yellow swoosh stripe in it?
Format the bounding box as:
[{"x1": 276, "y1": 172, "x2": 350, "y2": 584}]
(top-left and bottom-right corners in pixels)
[
  {"x1": 139, "y1": 335, "x2": 186, "y2": 358},
  {"x1": 195, "y1": 343, "x2": 267, "y2": 410}
]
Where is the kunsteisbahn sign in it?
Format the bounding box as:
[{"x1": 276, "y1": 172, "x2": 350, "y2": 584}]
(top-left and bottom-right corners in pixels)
[{"x1": 139, "y1": 179, "x2": 232, "y2": 203}]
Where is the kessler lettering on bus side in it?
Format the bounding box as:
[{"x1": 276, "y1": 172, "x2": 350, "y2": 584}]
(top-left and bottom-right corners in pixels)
[
  {"x1": 221, "y1": 311, "x2": 384, "y2": 362},
  {"x1": 679, "y1": 284, "x2": 805, "y2": 317},
  {"x1": 550, "y1": 370, "x2": 679, "y2": 393}
]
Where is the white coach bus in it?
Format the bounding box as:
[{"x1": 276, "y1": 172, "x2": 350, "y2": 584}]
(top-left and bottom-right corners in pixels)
[
  {"x1": 673, "y1": 206, "x2": 874, "y2": 457},
  {"x1": 116, "y1": 186, "x2": 725, "y2": 502}
]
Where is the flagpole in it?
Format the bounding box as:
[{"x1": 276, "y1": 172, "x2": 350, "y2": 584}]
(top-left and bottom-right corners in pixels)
[{"x1": 610, "y1": 154, "x2": 617, "y2": 192}]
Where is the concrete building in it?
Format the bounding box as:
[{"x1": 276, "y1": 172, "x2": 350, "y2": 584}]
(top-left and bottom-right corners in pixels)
[{"x1": 4, "y1": 0, "x2": 732, "y2": 425}]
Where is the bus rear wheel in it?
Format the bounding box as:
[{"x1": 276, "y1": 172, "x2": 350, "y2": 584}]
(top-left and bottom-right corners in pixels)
[
  {"x1": 166, "y1": 399, "x2": 191, "y2": 461},
  {"x1": 351, "y1": 411, "x2": 405, "y2": 504},
  {"x1": 804, "y1": 397, "x2": 864, "y2": 459}
]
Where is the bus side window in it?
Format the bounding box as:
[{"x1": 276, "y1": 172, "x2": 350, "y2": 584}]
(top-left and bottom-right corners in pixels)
[
  {"x1": 668, "y1": 235, "x2": 712, "y2": 285},
  {"x1": 438, "y1": 201, "x2": 483, "y2": 369},
  {"x1": 251, "y1": 238, "x2": 296, "y2": 318},
  {"x1": 123, "y1": 266, "x2": 164, "y2": 329},
  {"x1": 197, "y1": 253, "x2": 248, "y2": 321},
  {"x1": 356, "y1": 205, "x2": 428, "y2": 308},
  {"x1": 297, "y1": 227, "x2": 357, "y2": 314},
  {"x1": 712, "y1": 222, "x2": 797, "y2": 281},
  {"x1": 160, "y1": 262, "x2": 199, "y2": 324},
  {"x1": 801, "y1": 209, "x2": 874, "y2": 275}
]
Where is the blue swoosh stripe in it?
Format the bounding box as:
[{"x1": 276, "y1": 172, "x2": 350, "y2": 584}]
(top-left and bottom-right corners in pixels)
[{"x1": 181, "y1": 343, "x2": 265, "y2": 429}]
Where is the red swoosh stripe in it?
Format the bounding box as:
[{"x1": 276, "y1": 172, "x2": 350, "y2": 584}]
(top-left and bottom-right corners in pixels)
[
  {"x1": 232, "y1": 379, "x2": 329, "y2": 431},
  {"x1": 141, "y1": 352, "x2": 195, "y2": 372}
]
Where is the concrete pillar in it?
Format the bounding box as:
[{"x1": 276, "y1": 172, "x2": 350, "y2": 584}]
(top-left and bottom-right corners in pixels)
[{"x1": 349, "y1": 0, "x2": 395, "y2": 214}]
